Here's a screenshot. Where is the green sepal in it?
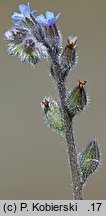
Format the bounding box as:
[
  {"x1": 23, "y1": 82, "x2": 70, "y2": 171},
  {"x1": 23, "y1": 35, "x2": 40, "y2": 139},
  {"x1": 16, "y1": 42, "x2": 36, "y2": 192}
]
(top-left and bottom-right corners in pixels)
[
  {"x1": 41, "y1": 97, "x2": 64, "y2": 132},
  {"x1": 67, "y1": 80, "x2": 88, "y2": 116},
  {"x1": 78, "y1": 139, "x2": 100, "y2": 183}
]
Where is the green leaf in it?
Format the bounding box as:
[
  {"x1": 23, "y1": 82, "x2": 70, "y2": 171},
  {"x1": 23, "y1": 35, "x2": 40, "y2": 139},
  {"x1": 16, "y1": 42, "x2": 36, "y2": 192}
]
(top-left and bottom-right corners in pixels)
[
  {"x1": 78, "y1": 139, "x2": 100, "y2": 183},
  {"x1": 67, "y1": 80, "x2": 88, "y2": 116},
  {"x1": 41, "y1": 97, "x2": 64, "y2": 132}
]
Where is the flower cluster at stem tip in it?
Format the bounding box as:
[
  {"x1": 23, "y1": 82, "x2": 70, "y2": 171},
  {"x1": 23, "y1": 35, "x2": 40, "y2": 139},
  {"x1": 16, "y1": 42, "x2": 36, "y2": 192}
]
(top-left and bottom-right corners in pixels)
[{"x1": 12, "y1": 2, "x2": 61, "y2": 28}]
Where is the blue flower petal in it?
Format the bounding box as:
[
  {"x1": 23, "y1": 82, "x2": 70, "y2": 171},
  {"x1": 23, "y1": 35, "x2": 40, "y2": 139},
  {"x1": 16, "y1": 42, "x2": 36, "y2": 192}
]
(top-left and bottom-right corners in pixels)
[
  {"x1": 48, "y1": 17, "x2": 57, "y2": 26},
  {"x1": 19, "y1": 4, "x2": 30, "y2": 15},
  {"x1": 31, "y1": 10, "x2": 37, "y2": 17},
  {"x1": 46, "y1": 11, "x2": 54, "y2": 19},
  {"x1": 36, "y1": 14, "x2": 48, "y2": 25},
  {"x1": 36, "y1": 11, "x2": 61, "y2": 28},
  {"x1": 55, "y1": 13, "x2": 61, "y2": 21},
  {"x1": 12, "y1": 12, "x2": 24, "y2": 20}
]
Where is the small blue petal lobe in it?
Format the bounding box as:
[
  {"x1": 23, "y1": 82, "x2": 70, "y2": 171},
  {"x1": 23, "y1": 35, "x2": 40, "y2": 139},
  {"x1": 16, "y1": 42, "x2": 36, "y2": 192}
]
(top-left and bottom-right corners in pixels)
[
  {"x1": 12, "y1": 12, "x2": 24, "y2": 20},
  {"x1": 46, "y1": 11, "x2": 54, "y2": 19},
  {"x1": 31, "y1": 10, "x2": 37, "y2": 17},
  {"x1": 48, "y1": 17, "x2": 56, "y2": 26},
  {"x1": 19, "y1": 4, "x2": 30, "y2": 15},
  {"x1": 36, "y1": 14, "x2": 48, "y2": 25},
  {"x1": 55, "y1": 13, "x2": 61, "y2": 21}
]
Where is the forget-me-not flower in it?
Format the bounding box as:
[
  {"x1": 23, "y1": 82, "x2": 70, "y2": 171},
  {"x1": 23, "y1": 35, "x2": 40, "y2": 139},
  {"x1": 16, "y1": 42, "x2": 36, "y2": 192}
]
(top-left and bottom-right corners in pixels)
[
  {"x1": 12, "y1": 3, "x2": 37, "y2": 25},
  {"x1": 36, "y1": 11, "x2": 61, "y2": 29}
]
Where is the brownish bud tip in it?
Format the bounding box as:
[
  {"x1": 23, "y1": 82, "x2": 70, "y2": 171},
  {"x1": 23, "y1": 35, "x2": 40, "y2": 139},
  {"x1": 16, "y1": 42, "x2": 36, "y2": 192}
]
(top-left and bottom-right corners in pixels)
[
  {"x1": 67, "y1": 35, "x2": 77, "y2": 48},
  {"x1": 78, "y1": 80, "x2": 87, "y2": 88},
  {"x1": 42, "y1": 99, "x2": 49, "y2": 107}
]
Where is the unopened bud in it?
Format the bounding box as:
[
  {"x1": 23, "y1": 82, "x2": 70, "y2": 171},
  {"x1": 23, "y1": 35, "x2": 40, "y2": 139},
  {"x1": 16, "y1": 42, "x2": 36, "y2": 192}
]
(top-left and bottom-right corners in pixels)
[
  {"x1": 68, "y1": 35, "x2": 77, "y2": 49},
  {"x1": 78, "y1": 139, "x2": 100, "y2": 183},
  {"x1": 67, "y1": 80, "x2": 88, "y2": 116},
  {"x1": 41, "y1": 97, "x2": 64, "y2": 132},
  {"x1": 60, "y1": 35, "x2": 78, "y2": 80}
]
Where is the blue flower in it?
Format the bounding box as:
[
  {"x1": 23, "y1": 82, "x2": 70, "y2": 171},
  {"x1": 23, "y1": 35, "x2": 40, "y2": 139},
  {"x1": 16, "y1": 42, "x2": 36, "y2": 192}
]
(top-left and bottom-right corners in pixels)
[
  {"x1": 12, "y1": 3, "x2": 37, "y2": 25},
  {"x1": 36, "y1": 11, "x2": 61, "y2": 28}
]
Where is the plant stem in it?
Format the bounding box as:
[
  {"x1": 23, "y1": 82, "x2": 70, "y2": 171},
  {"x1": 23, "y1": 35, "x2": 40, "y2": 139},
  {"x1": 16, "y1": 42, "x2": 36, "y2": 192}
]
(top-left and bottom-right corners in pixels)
[
  {"x1": 51, "y1": 60, "x2": 83, "y2": 199},
  {"x1": 57, "y1": 78, "x2": 83, "y2": 199},
  {"x1": 59, "y1": 83, "x2": 83, "y2": 199}
]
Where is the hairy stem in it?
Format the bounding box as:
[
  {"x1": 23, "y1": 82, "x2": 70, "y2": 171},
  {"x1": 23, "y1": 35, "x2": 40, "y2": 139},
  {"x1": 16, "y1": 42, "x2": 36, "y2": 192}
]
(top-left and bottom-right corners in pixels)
[
  {"x1": 58, "y1": 78, "x2": 83, "y2": 199},
  {"x1": 51, "y1": 60, "x2": 83, "y2": 199}
]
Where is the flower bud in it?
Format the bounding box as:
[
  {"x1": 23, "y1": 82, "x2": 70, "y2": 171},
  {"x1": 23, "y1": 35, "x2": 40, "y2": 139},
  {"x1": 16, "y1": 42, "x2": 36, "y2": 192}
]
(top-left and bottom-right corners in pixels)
[
  {"x1": 78, "y1": 139, "x2": 100, "y2": 183},
  {"x1": 41, "y1": 97, "x2": 64, "y2": 132},
  {"x1": 4, "y1": 27, "x2": 27, "y2": 42},
  {"x1": 4, "y1": 27, "x2": 48, "y2": 66},
  {"x1": 60, "y1": 35, "x2": 78, "y2": 79},
  {"x1": 67, "y1": 80, "x2": 88, "y2": 116}
]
